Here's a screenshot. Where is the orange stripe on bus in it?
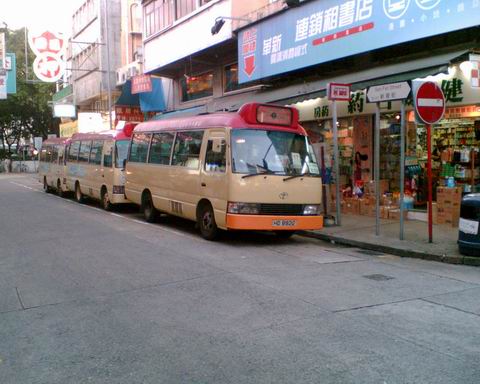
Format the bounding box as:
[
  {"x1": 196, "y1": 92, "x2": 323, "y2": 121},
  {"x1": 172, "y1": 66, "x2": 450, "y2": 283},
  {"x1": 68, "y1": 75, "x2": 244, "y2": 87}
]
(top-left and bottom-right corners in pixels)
[{"x1": 226, "y1": 214, "x2": 323, "y2": 231}]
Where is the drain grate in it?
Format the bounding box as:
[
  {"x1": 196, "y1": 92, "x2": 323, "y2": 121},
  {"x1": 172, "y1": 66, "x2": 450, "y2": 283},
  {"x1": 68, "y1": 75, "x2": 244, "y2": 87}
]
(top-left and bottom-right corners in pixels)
[
  {"x1": 363, "y1": 274, "x2": 395, "y2": 281},
  {"x1": 356, "y1": 249, "x2": 385, "y2": 256}
]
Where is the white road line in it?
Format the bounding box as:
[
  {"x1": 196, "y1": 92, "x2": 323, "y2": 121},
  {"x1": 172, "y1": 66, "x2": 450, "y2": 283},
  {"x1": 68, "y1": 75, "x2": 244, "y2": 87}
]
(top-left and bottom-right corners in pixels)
[
  {"x1": 109, "y1": 213, "x2": 124, "y2": 218},
  {"x1": 133, "y1": 219, "x2": 150, "y2": 225}
]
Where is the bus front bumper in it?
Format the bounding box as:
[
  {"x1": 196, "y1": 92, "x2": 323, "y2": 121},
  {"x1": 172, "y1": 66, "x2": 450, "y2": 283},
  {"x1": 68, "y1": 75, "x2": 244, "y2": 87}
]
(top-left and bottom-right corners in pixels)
[{"x1": 226, "y1": 214, "x2": 323, "y2": 231}]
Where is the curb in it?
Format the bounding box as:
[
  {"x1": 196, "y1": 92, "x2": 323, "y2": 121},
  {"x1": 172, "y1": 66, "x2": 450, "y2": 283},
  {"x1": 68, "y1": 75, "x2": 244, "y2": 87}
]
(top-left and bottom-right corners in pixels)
[{"x1": 298, "y1": 231, "x2": 477, "y2": 266}]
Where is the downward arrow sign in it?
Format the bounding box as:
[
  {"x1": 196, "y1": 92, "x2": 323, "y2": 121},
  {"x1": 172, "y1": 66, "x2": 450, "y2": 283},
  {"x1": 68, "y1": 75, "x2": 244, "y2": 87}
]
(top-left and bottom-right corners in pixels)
[{"x1": 244, "y1": 55, "x2": 256, "y2": 77}]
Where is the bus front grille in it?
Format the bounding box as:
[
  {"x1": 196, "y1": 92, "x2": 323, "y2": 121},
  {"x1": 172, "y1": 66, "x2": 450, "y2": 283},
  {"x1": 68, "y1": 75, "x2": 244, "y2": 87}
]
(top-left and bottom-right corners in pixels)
[{"x1": 258, "y1": 204, "x2": 304, "y2": 216}]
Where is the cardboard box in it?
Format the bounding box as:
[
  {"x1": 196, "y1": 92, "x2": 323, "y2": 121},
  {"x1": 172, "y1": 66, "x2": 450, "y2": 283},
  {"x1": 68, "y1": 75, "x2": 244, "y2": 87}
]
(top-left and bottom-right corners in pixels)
[
  {"x1": 437, "y1": 206, "x2": 460, "y2": 226},
  {"x1": 437, "y1": 187, "x2": 462, "y2": 209},
  {"x1": 364, "y1": 180, "x2": 390, "y2": 195},
  {"x1": 344, "y1": 198, "x2": 360, "y2": 215},
  {"x1": 430, "y1": 202, "x2": 438, "y2": 225},
  {"x1": 388, "y1": 208, "x2": 407, "y2": 220}
]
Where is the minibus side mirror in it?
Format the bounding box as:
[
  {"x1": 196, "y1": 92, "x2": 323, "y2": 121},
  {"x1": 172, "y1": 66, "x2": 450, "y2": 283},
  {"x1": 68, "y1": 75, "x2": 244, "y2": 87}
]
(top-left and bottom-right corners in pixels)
[{"x1": 123, "y1": 159, "x2": 127, "y2": 170}]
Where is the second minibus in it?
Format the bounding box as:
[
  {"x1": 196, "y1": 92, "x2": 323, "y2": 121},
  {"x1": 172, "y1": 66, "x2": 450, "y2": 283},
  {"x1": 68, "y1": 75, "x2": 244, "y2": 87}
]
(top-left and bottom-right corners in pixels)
[
  {"x1": 65, "y1": 125, "x2": 134, "y2": 210},
  {"x1": 38, "y1": 137, "x2": 70, "y2": 196},
  {"x1": 125, "y1": 103, "x2": 323, "y2": 239}
]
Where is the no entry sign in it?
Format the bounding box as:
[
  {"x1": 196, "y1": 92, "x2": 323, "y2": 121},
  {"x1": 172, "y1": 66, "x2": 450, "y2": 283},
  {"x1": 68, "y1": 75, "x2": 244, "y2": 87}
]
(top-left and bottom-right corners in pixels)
[{"x1": 415, "y1": 81, "x2": 445, "y2": 124}]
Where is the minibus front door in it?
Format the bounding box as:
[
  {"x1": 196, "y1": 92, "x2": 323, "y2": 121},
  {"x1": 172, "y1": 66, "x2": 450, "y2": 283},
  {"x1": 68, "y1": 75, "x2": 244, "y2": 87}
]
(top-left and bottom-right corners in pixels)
[{"x1": 200, "y1": 131, "x2": 228, "y2": 227}]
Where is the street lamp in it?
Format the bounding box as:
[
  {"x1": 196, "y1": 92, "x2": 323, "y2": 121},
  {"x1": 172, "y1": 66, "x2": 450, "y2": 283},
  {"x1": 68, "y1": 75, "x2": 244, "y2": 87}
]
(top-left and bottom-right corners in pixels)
[{"x1": 211, "y1": 16, "x2": 251, "y2": 35}]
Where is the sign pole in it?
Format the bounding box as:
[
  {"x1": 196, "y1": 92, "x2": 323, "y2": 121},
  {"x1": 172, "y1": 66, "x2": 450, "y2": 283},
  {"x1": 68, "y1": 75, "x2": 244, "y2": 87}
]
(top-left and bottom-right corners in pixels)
[
  {"x1": 332, "y1": 99, "x2": 341, "y2": 226},
  {"x1": 427, "y1": 123, "x2": 433, "y2": 243},
  {"x1": 399, "y1": 101, "x2": 406, "y2": 240},
  {"x1": 374, "y1": 103, "x2": 380, "y2": 236}
]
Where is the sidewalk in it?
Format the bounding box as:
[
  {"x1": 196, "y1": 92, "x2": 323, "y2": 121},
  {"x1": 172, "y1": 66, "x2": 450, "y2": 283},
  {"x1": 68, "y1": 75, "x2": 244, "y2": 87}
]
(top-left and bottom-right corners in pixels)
[{"x1": 302, "y1": 215, "x2": 480, "y2": 266}]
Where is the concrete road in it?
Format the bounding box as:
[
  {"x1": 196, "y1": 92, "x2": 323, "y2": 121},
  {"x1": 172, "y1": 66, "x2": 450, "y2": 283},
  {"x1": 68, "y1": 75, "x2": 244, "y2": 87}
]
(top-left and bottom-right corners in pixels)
[{"x1": 1, "y1": 174, "x2": 479, "y2": 384}]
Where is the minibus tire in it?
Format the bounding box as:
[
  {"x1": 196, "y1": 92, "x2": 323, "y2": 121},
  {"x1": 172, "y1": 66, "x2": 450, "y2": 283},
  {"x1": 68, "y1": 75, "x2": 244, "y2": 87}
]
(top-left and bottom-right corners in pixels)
[
  {"x1": 57, "y1": 180, "x2": 64, "y2": 198},
  {"x1": 142, "y1": 191, "x2": 158, "y2": 223},
  {"x1": 275, "y1": 231, "x2": 295, "y2": 239},
  {"x1": 198, "y1": 203, "x2": 218, "y2": 240},
  {"x1": 43, "y1": 178, "x2": 51, "y2": 193},
  {"x1": 101, "y1": 187, "x2": 112, "y2": 211},
  {"x1": 75, "y1": 183, "x2": 86, "y2": 204}
]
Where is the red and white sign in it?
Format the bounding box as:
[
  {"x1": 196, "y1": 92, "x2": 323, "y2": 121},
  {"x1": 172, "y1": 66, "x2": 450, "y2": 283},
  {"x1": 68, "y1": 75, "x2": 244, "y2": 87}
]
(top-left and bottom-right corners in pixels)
[
  {"x1": 241, "y1": 28, "x2": 257, "y2": 77},
  {"x1": 415, "y1": 81, "x2": 445, "y2": 124},
  {"x1": 327, "y1": 83, "x2": 351, "y2": 101},
  {"x1": 131, "y1": 75, "x2": 152, "y2": 94},
  {"x1": 28, "y1": 30, "x2": 66, "y2": 83},
  {"x1": 472, "y1": 61, "x2": 479, "y2": 88}
]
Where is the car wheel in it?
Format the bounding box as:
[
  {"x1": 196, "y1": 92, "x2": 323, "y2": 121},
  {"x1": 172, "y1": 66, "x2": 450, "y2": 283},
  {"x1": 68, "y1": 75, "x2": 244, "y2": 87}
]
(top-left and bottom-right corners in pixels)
[{"x1": 198, "y1": 203, "x2": 218, "y2": 240}]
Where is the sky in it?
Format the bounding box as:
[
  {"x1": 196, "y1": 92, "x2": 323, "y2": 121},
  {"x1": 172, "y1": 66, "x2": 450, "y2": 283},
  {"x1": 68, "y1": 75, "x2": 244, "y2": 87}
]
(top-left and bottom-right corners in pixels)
[{"x1": 1, "y1": 0, "x2": 82, "y2": 33}]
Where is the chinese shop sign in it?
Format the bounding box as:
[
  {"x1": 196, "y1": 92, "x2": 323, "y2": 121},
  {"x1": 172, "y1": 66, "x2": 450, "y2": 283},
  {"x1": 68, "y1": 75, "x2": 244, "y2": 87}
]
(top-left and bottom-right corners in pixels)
[{"x1": 238, "y1": 0, "x2": 480, "y2": 83}]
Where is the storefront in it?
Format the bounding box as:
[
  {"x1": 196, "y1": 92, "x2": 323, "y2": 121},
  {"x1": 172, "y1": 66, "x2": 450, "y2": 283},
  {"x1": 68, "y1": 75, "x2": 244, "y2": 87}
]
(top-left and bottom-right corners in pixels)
[{"x1": 292, "y1": 61, "x2": 480, "y2": 226}]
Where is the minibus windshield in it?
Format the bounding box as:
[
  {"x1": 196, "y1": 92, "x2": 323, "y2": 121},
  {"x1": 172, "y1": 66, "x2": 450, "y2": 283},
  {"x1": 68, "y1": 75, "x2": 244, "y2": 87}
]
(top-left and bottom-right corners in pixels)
[
  {"x1": 231, "y1": 129, "x2": 320, "y2": 176},
  {"x1": 115, "y1": 140, "x2": 130, "y2": 168}
]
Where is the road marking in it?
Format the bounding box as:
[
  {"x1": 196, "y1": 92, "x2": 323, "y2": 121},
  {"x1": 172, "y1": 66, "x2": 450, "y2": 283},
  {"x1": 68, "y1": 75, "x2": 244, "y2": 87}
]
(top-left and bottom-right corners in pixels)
[{"x1": 9, "y1": 180, "x2": 202, "y2": 242}]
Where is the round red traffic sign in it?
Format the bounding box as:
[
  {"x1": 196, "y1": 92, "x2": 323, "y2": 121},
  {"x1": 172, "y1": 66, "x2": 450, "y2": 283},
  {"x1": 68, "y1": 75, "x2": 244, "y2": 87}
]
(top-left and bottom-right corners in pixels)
[{"x1": 415, "y1": 81, "x2": 445, "y2": 124}]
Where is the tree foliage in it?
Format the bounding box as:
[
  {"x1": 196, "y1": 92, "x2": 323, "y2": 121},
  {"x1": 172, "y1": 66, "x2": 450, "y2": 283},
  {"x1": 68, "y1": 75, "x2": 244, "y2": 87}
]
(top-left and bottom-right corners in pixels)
[{"x1": 0, "y1": 28, "x2": 59, "y2": 159}]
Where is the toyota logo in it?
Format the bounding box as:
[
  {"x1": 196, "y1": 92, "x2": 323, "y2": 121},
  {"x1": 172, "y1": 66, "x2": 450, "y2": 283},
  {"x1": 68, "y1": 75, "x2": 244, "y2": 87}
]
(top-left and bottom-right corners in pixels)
[{"x1": 279, "y1": 192, "x2": 288, "y2": 200}]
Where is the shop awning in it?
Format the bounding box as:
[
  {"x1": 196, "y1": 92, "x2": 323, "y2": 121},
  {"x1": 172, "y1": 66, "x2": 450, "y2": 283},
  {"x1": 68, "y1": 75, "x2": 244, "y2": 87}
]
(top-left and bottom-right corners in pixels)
[
  {"x1": 269, "y1": 49, "x2": 470, "y2": 105},
  {"x1": 115, "y1": 78, "x2": 166, "y2": 112}
]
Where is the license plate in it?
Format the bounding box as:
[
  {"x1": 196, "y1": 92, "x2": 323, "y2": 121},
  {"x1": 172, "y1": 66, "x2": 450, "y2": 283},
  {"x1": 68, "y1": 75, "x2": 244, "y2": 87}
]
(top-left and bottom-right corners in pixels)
[
  {"x1": 272, "y1": 219, "x2": 297, "y2": 227},
  {"x1": 459, "y1": 218, "x2": 479, "y2": 235}
]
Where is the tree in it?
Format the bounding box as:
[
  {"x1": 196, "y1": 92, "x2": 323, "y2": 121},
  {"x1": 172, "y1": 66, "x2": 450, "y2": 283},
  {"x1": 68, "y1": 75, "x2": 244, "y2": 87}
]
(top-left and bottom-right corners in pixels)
[{"x1": 0, "y1": 28, "x2": 59, "y2": 162}]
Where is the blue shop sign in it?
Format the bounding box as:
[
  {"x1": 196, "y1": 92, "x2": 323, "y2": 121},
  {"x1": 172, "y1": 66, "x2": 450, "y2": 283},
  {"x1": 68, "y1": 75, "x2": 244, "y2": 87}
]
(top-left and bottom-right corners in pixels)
[
  {"x1": 6, "y1": 53, "x2": 16, "y2": 94},
  {"x1": 238, "y1": 0, "x2": 479, "y2": 84}
]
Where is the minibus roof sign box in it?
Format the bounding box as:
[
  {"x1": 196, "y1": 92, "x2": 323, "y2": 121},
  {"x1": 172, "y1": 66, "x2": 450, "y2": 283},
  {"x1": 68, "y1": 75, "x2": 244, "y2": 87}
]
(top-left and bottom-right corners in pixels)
[{"x1": 238, "y1": 103, "x2": 299, "y2": 128}]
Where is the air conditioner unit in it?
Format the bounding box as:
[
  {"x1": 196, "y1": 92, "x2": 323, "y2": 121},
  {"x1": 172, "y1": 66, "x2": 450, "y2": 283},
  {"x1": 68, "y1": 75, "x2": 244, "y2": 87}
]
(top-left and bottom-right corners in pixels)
[{"x1": 116, "y1": 68, "x2": 127, "y2": 86}]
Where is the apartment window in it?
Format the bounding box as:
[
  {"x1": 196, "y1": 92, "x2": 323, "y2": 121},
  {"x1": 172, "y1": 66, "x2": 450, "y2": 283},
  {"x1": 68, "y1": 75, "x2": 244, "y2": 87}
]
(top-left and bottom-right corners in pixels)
[
  {"x1": 180, "y1": 72, "x2": 213, "y2": 102},
  {"x1": 144, "y1": 0, "x2": 175, "y2": 38},
  {"x1": 177, "y1": 0, "x2": 196, "y2": 19}
]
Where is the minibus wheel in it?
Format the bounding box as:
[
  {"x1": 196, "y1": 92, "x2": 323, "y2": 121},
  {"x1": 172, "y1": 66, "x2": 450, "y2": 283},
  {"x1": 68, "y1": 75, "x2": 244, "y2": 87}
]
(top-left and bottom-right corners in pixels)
[
  {"x1": 43, "y1": 177, "x2": 51, "y2": 193},
  {"x1": 142, "y1": 191, "x2": 158, "y2": 223},
  {"x1": 75, "y1": 183, "x2": 85, "y2": 203},
  {"x1": 275, "y1": 231, "x2": 295, "y2": 239},
  {"x1": 101, "y1": 187, "x2": 112, "y2": 211},
  {"x1": 57, "y1": 180, "x2": 64, "y2": 198},
  {"x1": 198, "y1": 203, "x2": 218, "y2": 240}
]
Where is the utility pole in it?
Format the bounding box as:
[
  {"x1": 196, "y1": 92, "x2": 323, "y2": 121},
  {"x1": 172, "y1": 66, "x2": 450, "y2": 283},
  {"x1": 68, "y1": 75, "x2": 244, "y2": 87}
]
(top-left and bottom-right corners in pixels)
[{"x1": 103, "y1": 0, "x2": 113, "y2": 131}]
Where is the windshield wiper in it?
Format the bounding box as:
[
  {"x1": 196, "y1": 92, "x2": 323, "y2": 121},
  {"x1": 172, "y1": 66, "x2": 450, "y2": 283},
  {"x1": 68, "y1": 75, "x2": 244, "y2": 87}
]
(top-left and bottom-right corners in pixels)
[
  {"x1": 242, "y1": 163, "x2": 276, "y2": 179},
  {"x1": 283, "y1": 171, "x2": 320, "y2": 181}
]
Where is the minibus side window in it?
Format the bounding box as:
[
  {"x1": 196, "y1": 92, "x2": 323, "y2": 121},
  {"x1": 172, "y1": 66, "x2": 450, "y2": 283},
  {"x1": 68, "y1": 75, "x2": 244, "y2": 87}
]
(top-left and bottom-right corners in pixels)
[
  {"x1": 129, "y1": 133, "x2": 151, "y2": 163},
  {"x1": 68, "y1": 141, "x2": 80, "y2": 162},
  {"x1": 78, "y1": 141, "x2": 92, "y2": 163},
  {"x1": 51, "y1": 145, "x2": 59, "y2": 163},
  {"x1": 149, "y1": 132, "x2": 174, "y2": 165},
  {"x1": 103, "y1": 145, "x2": 113, "y2": 168},
  {"x1": 205, "y1": 138, "x2": 226, "y2": 173},
  {"x1": 90, "y1": 141, "x2": 103, "y2": 165},
  {"x1": 172, "y1": 131, "x2": 204, "y2": 169},
  {"x1": 58, "y1": 146, "x2": 64, "y2": 165}
]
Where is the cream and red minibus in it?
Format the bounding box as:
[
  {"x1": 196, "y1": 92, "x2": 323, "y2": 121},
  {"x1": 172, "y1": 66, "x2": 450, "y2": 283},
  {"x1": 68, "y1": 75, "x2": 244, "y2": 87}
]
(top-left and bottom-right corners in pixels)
[
  {"x1": 65, "y1": 125, "x2": 134, "y2": 209},
  {"x1": 125, "y1": 103, "x2": 323, "y2": 239},
  {"x1": 39, "y1": 137, "x2": 70, "y2": 196}
]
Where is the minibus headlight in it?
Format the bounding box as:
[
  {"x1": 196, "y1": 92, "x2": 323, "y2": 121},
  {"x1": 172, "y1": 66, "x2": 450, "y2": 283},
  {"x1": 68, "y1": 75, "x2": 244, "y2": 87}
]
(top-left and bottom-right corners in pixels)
[
  {"x1": 303, "y1": 204, "x2": 320, "y2": 215},
  {"x1": 227, "y1": 202, "x2": 260, "y2": 214}
]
